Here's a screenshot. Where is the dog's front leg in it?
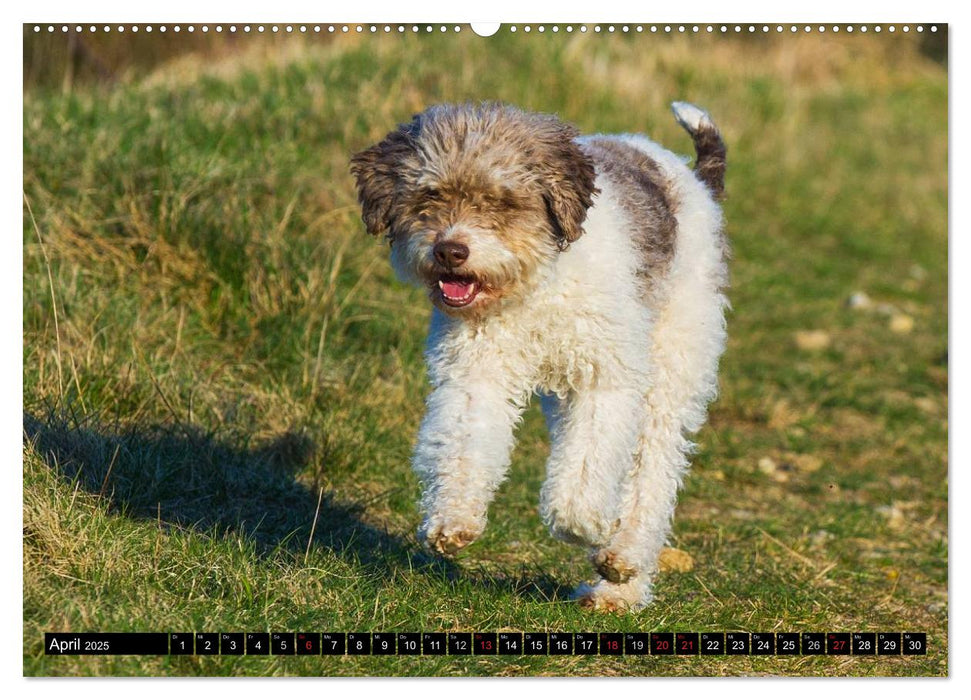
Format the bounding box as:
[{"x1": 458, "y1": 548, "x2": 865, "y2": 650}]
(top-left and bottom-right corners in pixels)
[
  {"x1": 539, "y1": 387, "x2": 645, "y2": 548},
  {"x1": 413, "y1": 378, "x2": 523, "y2": 556}
]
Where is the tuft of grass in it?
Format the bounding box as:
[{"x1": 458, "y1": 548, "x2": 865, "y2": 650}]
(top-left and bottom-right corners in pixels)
[{"x1": 23, "y1": 29, "x2": 946, "y2": 676}]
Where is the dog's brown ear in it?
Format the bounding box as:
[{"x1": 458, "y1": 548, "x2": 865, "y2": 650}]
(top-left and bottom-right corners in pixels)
[
  {"x1": 539, "y1": 123, "x2": 598, "y2": 250},
  {"x1": 350, "y1": 126, "x2": 416, "y2": 238}
]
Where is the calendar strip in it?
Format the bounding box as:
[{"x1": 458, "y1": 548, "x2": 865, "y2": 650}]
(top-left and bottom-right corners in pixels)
[{"x1": 44, "y1": 631, "x2": 927, "y2": 656}]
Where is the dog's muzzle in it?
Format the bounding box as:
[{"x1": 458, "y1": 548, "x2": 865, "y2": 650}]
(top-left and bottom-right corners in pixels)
[{"x1": 432, "y1": 241, "x2": 481, "y2": 307}]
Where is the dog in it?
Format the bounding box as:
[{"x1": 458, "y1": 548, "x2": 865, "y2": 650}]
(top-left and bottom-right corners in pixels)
[{"x1": 350, "y1": 101, "x2": 728, "y2": 610}]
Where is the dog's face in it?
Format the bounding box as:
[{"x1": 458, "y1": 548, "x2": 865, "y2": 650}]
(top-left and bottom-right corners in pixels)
[{"x1": 350, "y1": 104, "x2": 597, "y2": 315}]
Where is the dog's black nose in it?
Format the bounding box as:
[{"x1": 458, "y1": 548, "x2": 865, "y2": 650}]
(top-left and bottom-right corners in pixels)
[{"x1": 433, "y1": 241, "x2": 470, "y2": 268}]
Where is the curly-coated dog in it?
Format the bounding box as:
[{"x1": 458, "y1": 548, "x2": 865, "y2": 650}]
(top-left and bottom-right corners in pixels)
[{"x1": 350, "y1": 101, "x2": 728, "y2": 610}]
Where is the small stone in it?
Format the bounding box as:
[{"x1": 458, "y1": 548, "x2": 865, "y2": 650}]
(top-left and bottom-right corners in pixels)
[
  {"x1": 909, "y1": 264, "x2": 927, "y2": 281},
  {"x1": 846, "y1": 292, "x2": 873, "y2": 310},
  {"x1": 876, "y1": 504, "x2": 906, "y2": 530},
  {"x1": 658, "y1": 547, "x2": 694, "y2": 573},
  {"x1": 915, "y1": 397, "x2": 938, "y2": 414},
  {"x1": 757, "y1": 456, "x2": 778, "y2": 475},
  {"x1": 889, "y1": 314, "x2": 915, "y2": 334},
  {"x1": 794, "y1": 330, "x2": 831, "y2": 351},
  {"x1": 758, "y1": 456, "x2": 790, "y2": 482}
]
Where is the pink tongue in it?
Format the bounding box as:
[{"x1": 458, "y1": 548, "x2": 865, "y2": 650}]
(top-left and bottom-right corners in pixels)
[{"x1": 442, "y1": 280, "x2": 472, "y2": 298}]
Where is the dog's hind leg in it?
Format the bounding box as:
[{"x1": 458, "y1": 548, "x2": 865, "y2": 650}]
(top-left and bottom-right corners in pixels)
[
  {"x1": 578, "y1": 287, "x2": 727, "y2": 609},
  {"x1": 578, "y1": 166, "x2": 728, "y2": 611}
]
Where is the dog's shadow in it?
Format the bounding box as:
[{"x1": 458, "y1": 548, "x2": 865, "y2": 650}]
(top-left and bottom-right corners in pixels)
[{"x1": 23, "y1": 411, "x2": 571, "y2": 604}]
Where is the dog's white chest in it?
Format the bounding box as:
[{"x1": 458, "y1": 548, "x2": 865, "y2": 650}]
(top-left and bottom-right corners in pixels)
[{"x1": 454, "y1": 281, "x2": 651, "y2": 400}]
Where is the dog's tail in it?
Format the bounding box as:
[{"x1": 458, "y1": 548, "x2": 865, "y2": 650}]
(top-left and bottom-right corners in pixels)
[{"x1": 671, "y1": 101, "x2": 726, "y2": 200}]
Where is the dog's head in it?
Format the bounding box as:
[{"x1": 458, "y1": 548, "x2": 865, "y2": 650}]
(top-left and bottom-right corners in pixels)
[{"x1": 350, "y1": 103, "x2": 598, "y2": 315}]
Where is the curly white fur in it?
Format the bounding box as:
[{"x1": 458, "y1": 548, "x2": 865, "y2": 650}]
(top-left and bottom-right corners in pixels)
[{"x1": 351, "y1": 102, "x2": 728, "y2": 611}]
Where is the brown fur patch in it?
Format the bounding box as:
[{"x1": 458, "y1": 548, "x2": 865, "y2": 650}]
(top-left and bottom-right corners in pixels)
[
  {"x1": 349, "y1": 124, "x2": 421, "y2": 238},
  {"x1": 350, "y1": 103, "x2": 598, "y2": 249},
  {"x1": 581, "y1": 138, "x2": 679, "y2": 280},
  {"x1": 690, "y1": 125, "x2": 727, "y2": 200},
  {"x1": 593, "y1": 549, "x2": 637, "y2": 583}
]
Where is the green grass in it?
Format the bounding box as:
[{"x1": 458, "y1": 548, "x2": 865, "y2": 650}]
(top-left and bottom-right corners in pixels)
[{"x1": 23, "y1": 29, "x2": 947, "y2": 676}]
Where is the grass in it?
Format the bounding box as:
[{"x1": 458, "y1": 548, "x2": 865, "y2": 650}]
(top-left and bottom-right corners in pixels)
[{"x1": 22, "y1": 28, "x2": 947, "y2": 677}]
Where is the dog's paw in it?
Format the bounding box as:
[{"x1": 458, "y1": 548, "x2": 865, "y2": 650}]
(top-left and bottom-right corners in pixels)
[
  {"x1": 592, "y1": 549, "x2": 638, "y2": 584},
  {"x1": 574, "y1": 578, "x2": 651, "y2": 612},
  {"x1": 419, "y1": 517, "x2": 484, "y2": 556},
  {"x1": 427, "y1": 530, "x2": 477, "y2": 556}
]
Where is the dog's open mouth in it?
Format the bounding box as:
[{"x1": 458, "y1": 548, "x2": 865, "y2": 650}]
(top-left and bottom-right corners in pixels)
[{"x1": 436, "y1": 275, "x2": 480, "y2": 307}]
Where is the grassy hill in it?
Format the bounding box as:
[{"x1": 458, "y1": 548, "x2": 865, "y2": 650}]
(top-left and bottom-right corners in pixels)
[{"x1": 23, "y1": 27, "x2": 947, "y2": 676}]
